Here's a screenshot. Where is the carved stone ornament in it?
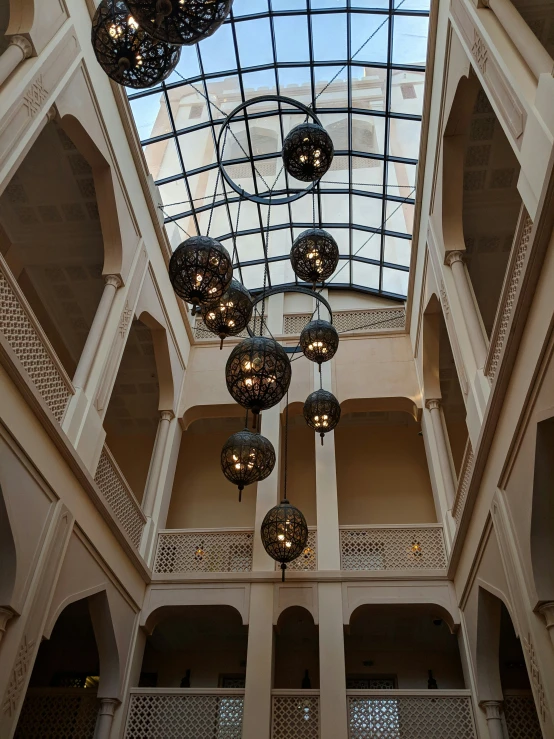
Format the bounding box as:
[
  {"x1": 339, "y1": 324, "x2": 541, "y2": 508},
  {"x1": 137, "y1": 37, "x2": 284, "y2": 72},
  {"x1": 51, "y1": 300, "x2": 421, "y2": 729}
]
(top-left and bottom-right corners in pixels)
[
  {"x1": 23, "y1": 75, "x2": 48, "y2": 118},
  {"x1": 2, "y1": 635, "x2": 35, "y2": 716},
  {"x1": 471, "y1": 29, "x2": 488, "y2": 74},
  {"x1": 522, "y1": 633, "x2": 547, "y2": 722}
]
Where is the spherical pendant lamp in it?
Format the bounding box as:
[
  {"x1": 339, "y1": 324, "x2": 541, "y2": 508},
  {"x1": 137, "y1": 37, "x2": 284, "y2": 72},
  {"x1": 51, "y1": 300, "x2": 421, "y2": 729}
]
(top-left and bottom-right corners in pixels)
[
  {"x1": 169, "y1": 235, "x2": 233, "y2": 315},
  {"x1": 260, "y1": 499, "x2": 308, "y2": 581},
  {"x1": 201, "y1": 279, "x2": 253, "y2": 349},
  {"x1": 221, "y1": 429, "x2": 275, "y2": 501},
  {"x1": 290, "y1": 228, "x2": 339, "y2": 287},
  {"x1": 303, "y1": 389, "x2": 341, "y2": 444},
  {"x1": 282, "y1": 122, "x2": 334, "y2": 182},
  {"x1": 225, "y1": 336, "x2": 291, "y2": 417},
  {"x1": 92, "y1": 0, "x2": 180, "y2": 89},
  {"x1": 300, "y1": 319, "x2": 339, "y2": 366},
  {"x1": 123, "y1": 0, "x2": 233, "y2": 46}
]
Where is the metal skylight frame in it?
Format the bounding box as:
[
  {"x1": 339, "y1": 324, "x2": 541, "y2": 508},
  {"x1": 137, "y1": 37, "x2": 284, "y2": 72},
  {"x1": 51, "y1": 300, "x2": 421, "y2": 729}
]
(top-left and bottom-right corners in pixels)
[{"x1": 127, "y1": 0, "x2": 429, "y2": 300}]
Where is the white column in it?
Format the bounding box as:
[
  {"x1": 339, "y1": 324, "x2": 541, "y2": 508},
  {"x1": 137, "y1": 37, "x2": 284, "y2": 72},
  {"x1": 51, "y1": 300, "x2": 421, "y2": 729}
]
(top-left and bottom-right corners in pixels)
[
  {"x1": 319, "y1": 583, "x2": 348, "y2": 739},
  {"x1": 142, "y1": 410, "x2": 174, "y2": 518},
  {"x1": 252, "y1": 405, "x2": 281, "y2": 570},
  {"x1": 538, "y1": 602, "x2": 554, "y2": 651},
  {"x1": 94, "y1": 698, "x2": 119, "y2": 739},
  {"x1": 242, "y1": 583, "x2": 274, "y2": 739},
  {"x1": 315, "y1": 361, "x2": 341, "y2": 571},
  {"x1": 445, "y1": 251, "x2": 488, "y2": 370},
  {"x1": 73, "y1": 275, "x2": 122, "y2": 390},
  {"x1": 0, "y1": 608, "x2": 13, "y2": 646},
  {"x1": 482, "y1": 700, "x2": 504, "y2": 739},
  {"x1": 0, "y1": 36, "x2": 33, "y2": 88},
  {"x1": 425, "y1": 399, "x2": 456, "y2": 510}
]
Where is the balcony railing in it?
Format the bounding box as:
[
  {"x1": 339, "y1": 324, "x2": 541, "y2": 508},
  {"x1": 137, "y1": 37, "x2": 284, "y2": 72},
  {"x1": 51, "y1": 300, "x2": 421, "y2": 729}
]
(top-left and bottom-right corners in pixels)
[
  {"x1": 503, "y1": 691, "x2": 542, "y2": 738},
  {"x1": 272, "y1": 690, "x2": 320, "y2": 739},
  {"x1": 452, "y1": 439, "x2": 474, "y2": 526},
  {"x1": 154, "y1": 528, "x2": 255, "y2": 574},
  {"x1": 340, "y1": 525, "x2": 446, "y2": 571},
  {"x1": 15, "y1": 688, "x2": 98, "y2": 738},
  {"x1": 124, "y1": 689, "x2": 244, "y2": 739},
  {"x1": 347, "y1": 690, "x2": 477, "y2": 738},
  {"x1": 283, "y1": 307, "x2": 405, "y2": 336},
  {"x1": 94, "y1": 445, "x2": 146, "y2": 549},
  {"x1": 278, "y1": 528, "x2": 317, "y2": 572},
  {"x1": 0, "y1": 254, "x2": 74, "y2": 422}
]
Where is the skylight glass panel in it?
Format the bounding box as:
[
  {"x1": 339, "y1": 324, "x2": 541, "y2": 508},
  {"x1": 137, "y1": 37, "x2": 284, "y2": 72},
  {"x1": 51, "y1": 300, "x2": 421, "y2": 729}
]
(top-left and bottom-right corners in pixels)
[{"x1": 127, "y1": 0, "x2": 430, "y2": 300}]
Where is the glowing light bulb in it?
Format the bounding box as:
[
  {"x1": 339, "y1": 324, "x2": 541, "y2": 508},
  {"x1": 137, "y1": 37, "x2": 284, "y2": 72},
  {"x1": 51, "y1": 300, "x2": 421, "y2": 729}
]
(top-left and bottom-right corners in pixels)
[
  {"x1": 278, "y1": 534, "x2": 285, "y2": 541},
  {"x1": 245, "y1": 378, "x2": 253, "y2": 386},
  {"x1": 208, "y1": 312, "x2": 216, "y2": 319},
  {"x1": 196, "y1": 274, "x2": 202, "y2": 284},
  {"x1": 285, "y1": 541, "x2": 292, "y2": 548},
  {"x1": 235, "y1": 463, "x2": 242, "y2": 470},
  {"x1": 128, "y1": 16, "x2": 139, "y2": 29}
]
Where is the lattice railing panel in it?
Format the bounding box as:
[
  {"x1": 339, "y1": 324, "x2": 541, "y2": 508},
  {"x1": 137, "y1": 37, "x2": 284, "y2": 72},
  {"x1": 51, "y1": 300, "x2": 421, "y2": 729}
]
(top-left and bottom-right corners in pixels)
[
  {"x1": 272, "y1": 695, "x2": 319, "y2": 739},
  {"x1": 486, "y1": 213, "x2": 533, "y2": 382},
  {"x1": 348, "y1": 695, "x2": 476, "y2": 739},
  {"x1": 15, "y1": 689, "x2": 98, "y2": 738},
  {"x1": 155, "y1": 530, "x2": 254, "y2": 573},
  {"x1": 453, "y1": 441, "x2": 474, "y2": 526},
  {"x1": 281, "y1": 529, "x2": 317, "y2": 571},
  {"x1": 194, "y1": 314, "x2": 265, "y2": 340},
  {"x1": 0, "y1": 266, "x2": 73, "y2": 422},
  {"x1": 94, "y1": 447, "x2": 145, "y2": 548},
  {"x1": 504, "y1": 695, "x2": 542, "y2": 739},
  {"x1": 283, "y1": 307, "x2": 405, "y2": 336},
  {"x1": 125, "y1": 692, "x2": 244, "y2": 738},
  {"x1": 340, "y1": 527, "x2": 446, "y2": 570}
]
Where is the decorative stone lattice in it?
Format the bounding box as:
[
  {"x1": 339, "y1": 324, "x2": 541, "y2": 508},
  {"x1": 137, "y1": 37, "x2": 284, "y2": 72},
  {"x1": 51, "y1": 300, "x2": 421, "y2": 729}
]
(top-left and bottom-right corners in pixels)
[
  {"x1": 154, "y1": 531, "x2": 254, "y2": 574},
  {"x1": 94, "y1": 448, "x2": 145, "y2": 548},
  {"x1": 124, "y1": 693, "x2": 244, "y2": 738},
  {"x1": 453, "y1": 442, "x2": 474, "y2": 525},
  {"x1": 281, "y1": 529, "x2": 317, "y2": 571},
  {"x1": 195, "y1": 314, "x2": 264, "y2": 340},
  {"x1": 348, "y1": 696, "x2": 477, "y2": 739},
  {"x1": 486, "y1": 214, "x2": 533, "y2": 382},
  {"x1": 0, "y1": 268, "x2": 72, "y2": 422},
  {"x1": 272, "y1": 696, "x2": 320, "y2": 739},
  {"x1": 504, "y1": 694, "x2": 542, "y2": 739},
  {"x1": 340, "y1": 527, "x2": 446, "y2": 570},
  {"x1": 15, "y1": 689, "x2": 98, "y2": 738},
  {"x1": 283, "y1": 307, "x2": 405, "y2": 336}
]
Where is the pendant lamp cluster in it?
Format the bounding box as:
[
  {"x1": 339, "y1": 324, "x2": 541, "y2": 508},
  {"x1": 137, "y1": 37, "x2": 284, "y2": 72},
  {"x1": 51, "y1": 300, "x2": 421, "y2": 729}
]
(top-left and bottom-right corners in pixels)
[
  {"x1": 92, "y1": 0, "x2": 234, "y2": 89},
  {"x1": 160, "y1": 89, "x2": 340, "y2": 576}
]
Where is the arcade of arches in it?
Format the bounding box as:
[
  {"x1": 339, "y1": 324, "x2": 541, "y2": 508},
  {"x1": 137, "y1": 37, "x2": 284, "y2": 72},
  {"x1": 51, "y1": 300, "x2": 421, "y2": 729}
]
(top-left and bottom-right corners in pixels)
[{"x1": 1, "y1": 0, "x2": 554, "y2": 738}]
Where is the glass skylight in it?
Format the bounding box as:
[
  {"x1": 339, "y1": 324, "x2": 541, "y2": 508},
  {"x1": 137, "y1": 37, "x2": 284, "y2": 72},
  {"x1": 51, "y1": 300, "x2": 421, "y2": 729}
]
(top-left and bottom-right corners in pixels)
[{"x1": 127, "y1": 0, "x2": 429, "y2": 299}]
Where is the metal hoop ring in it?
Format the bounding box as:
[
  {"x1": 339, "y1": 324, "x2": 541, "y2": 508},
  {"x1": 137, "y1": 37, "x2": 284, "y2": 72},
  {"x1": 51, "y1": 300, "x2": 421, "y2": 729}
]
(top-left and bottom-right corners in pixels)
[
  {"x1": 217, "y1": 95, "x2": 323, "y2": 206},
  {"x1": 248, "y1": 286, "x2": 333, "y2": 353}
]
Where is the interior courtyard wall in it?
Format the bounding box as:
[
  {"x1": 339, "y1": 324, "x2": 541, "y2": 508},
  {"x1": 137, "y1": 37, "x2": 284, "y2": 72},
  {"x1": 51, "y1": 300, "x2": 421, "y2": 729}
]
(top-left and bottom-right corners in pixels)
[
  {"x1": 278, "y1": 419, "x2": 317, "y2": 526},
  {"x1": 335, "y1": 417, "x2": 436, "y2": 525}
]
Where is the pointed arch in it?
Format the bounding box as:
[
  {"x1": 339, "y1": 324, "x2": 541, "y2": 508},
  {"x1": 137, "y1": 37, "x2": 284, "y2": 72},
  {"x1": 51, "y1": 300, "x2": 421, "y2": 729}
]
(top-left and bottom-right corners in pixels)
[
  {"x1": 0, "y1": 483, "x2": 16, "y2": 608},
  {"x1": 138, "y1": 311, "x2": 175, "y2": 411},
  {"x1": 530, "y1": 414, "x2": 554, "y2": 602},
  {"x1": 422, "y1": 293, "x2": 442, "y2": 400}
]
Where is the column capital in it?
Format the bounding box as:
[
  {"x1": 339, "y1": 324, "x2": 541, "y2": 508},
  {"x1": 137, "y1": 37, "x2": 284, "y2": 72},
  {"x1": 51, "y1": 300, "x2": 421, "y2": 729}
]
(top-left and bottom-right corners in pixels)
[
  {"x1": 444, "y1": 250, "x2": 466, "y2": 268},
  {"x1": 425, "y1": 398, "x2": 442, "y2": 412},
  {"x1": 8, "y1": 35, "x2": 33, "y2": 59},
  {"x1": 481, "y1": 700, "x2": 503, "y2": 720},
  {"x1": 0, "y1": 607, "x2": 14, "y2": 637},
  {"x1": 99, "y1": 697, "x2": 120, "y2": 717},
  {"x1": 160, "y1": 409, "x2": 175, "y2": 422},
  {"x1": 104, "y1": 274, "x2": 123, "y2": 289},
  {"x1": 538, "y1": 602, "x2": 554, "y2": 630}
]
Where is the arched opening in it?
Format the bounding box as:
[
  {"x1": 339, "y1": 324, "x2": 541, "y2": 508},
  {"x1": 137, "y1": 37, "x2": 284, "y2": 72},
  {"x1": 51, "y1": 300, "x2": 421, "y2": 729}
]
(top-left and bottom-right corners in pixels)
[
  {"x1": 461, "y1": 83, "x2": 522, "y2": 338},
  {"x1": 438, "y1": 311, "x2": 468, "y2": 476},
  {"x1": 274, "y1": 606, "x2": 319, "y2": 690},
  {"x1": 140, "y1": 605, "x2": 248, "y2": 688},
  {"x1": 103, "y1": 318, "x2": 161, "y2": 503},
  {"x1": 166, "y1": 413, "x2": 256, "y2": 529},
  {"x1": 0, "y1": 0, "x2": 10, "y2": 55},
  {"x1": 15, "y1": 598, "x2": 103, "y2": 736},
  {"x1": 335, "y1": 408, "x2": 436, "y2": 525},
  {"x1": 345, "y1": 604, "x2": 464, "y2": 690},
  {"x1": 0, "y1": 483, "x2": 16, "y2": 611},
  {"x1": 530, "y1": 414, "x2": 554, "y2": 602},
  {"x1": 476, "y1": 588, "x2": 542, "y2": 736},
  {"x1": 0, "y1": 120, "x2": 109, "y2": 381}
]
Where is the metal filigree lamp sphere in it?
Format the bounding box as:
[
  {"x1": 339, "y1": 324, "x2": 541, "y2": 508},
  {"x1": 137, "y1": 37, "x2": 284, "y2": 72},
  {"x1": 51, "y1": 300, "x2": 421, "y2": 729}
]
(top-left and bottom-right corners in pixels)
[
  {"x1": 169, "y1": 235, "x2": 233, "y2": 315},
  {"x1": 201, "y1": 279, "x2": 253, "y2": 349},
  {"x1": 300, "y1": 319, "x2": 339, "y2": 366},
  {"x1": 92, "y1": 0, "x2": 180, "y2": 89},
  {"x1": 304, "y1": 389, "x2": 341, "y2": 444},
  {"x1": 282, "y1": 122, "x2": 334, "y2": 182},
  {"x1": 123, "y1": 0, "x2": 233, "y2": 45},
  {"x1": 225, "y1": 337, "x2": 291, "y2": 418},
  {"x1": 261, "y1": 499, "x2": 308, "y2": 581},
  {"x1": 221, "y1": 429, "x2": 275, "y2": 501},
  {"x1": 290, "y1": 228, "x2": 339, "y2": 287}
]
